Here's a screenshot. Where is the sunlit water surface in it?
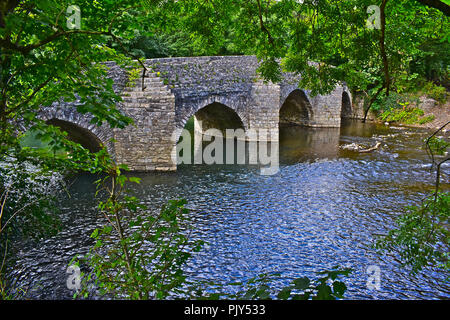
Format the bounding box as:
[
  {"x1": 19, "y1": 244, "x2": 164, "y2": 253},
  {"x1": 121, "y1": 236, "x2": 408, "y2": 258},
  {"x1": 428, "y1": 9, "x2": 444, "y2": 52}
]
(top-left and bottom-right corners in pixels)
[{"x1": 8, "y1": 120, "x2": 450, "y2": 299}]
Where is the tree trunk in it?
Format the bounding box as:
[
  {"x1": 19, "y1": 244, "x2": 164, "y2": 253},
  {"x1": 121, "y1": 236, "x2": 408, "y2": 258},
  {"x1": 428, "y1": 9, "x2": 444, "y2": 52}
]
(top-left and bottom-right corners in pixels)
[
  {"x1": 363, "y1": 85, "x2": 385, "y2": 123},
  {"x1": 380, "y1": 0, "x2": 390, "y2": 97}
]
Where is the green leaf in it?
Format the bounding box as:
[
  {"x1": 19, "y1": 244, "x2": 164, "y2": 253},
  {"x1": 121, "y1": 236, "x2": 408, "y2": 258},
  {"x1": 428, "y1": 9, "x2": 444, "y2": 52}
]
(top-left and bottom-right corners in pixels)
[
  {"x1": 277, "y1": 287, "x2": 291, "y2": 300},
  {"x1": 333, "y1": 281, "x2": 347, "y2": 298},
  {"x1": 102, "y1": 226, "x2": 113, "y2": 234},
  {"x1": 292, "y1": 277, "x2": 310, "y2": 290},
  {"x1": 90, "y1": 229, "x2": 99, "y2": 239},
  {"x1": 257, "y1": 288, "x2": 271, "y2": 300},
  {"x1": 314, "y1": 284, "x2": 334, "y2": 300},
  {"x1": 129, "y1": 177, "x2": 141, "y2": 184}
]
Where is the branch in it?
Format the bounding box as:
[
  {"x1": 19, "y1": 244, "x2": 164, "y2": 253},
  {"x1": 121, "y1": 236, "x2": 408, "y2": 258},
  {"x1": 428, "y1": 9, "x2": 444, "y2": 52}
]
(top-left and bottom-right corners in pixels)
[
  {"x1": 0, "y1": 0, "x2": 20, "y2": 28},
  {"x1": 415, "y1": 0, "x2": 450, "y2": 16},
  {"x1": 362, "y1": 84, "x2": 385, "y2": 123},
  {"x1": 379, "y1": 0, "x2": 390, "y2": 97},
  {"x1": 0, "y1": 194, "x2": 53, "y2": 234},
  {"x1": 425, "y1": 121, "x2": 450, "y2": 167},
  {"x1": 0, "y1": 187, "x2": 10, "y2": 231},
  {"x1": 255, "y1": 0, "x2": 274, "y2": 46},
  {"x1": 0, "y1": 30, "x2": 109, "y2": 55},
  {"x1": 107, "y1": 32, "x2": 148, "y2": 91},
  {"x1": 425, "y1": 121, "x2": 450, "y2": 198},
  {"x1": 0, "y1": 239, "x2": 7, "y2": 276}
]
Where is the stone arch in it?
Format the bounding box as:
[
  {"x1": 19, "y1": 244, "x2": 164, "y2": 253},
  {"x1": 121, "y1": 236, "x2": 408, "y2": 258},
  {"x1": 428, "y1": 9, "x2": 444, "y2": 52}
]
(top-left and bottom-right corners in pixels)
[
  {"x1": 279, "y1": 89, "x2": 313, "y2": 126},
  {"x1": 46, "y1": 118, "x2": 103, "y2": 153},
  {"x1": 173, "y1": 99, "x2": 247, "y2": 167},
  {"x1": 341, "y1": 90, "x2": 352, "y2": 119},
  {"x1": 175, "y1": 95, "x2": 248, "y2": 140},
  {"x1": 192, "y1": 102, "x2": 245, "y2": 134},
  {"x1": 38, "y1": 106, "x2": 114, "y2": 154}
]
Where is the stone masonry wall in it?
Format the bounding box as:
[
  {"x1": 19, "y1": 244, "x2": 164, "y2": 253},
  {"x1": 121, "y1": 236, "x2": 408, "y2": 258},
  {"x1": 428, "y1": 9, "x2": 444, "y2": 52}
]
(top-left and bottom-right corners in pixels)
[
  {"x1": 249, "y1": 80, "x2": 281, "y2": 141},
  {"x1": 144, "y1": 56, "x2": 259, "y2": 132},
  {"x1": 113, "y1": 71, "x2": 176, "y2": 171},
  {"x1": 308, "y1": 86, "x2": 344, "y2": 127},
  {"x1": 38, "y1": 56, "x2": 351, "y2": 172}
]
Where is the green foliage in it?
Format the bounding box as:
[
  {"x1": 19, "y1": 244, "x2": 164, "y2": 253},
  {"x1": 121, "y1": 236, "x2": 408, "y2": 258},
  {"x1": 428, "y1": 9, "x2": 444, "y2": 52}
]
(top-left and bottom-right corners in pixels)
[
  {"x1": 427, "y1": 136, "x2": 450, "y2": 156},
  {"x1": 184, "y1": 117, "x2": 195, "y2": 133},
  {"x1": 410, "y1": 39, "x2": 450, "y2": 88},
  {"x1": 0, "y1": 159, "x2": 62, "y2": 240},
  {"x1": 111, "y1": 31, "x2": 195, "y2": 59},
  {"x1": 392, "y1": 71, "x2": 421, "y2": 94},
  {"x1": 0, "y1": 0, "x2": 148, "y2": 256},
  {"x1": 372, "y1": 83, "x2": 444, "y2": 125},
  {"x1": 190, "y1": 267, "x2": 352, "y2": 300},
  {"x1": 72, "y1": 167, "x2": 203, "y2": 300},
  {"x1": 419, "y1": 115, "x2": 436, "y2": 124},
  {"x1": 1, "y1": 0, "x2": 448, "y2": 300},
  {"x1": 377, "y1": 124, "x2": 449, "y2": 275},
  {"x1": 373, "y1": 90, "x2": 437, "y2": 125},
  {"x1": 376, "y1": 193, "x2": 450, "y2": 273},
  {"x1": 0, "y1": 155, "x2": 64, "y2": 298},
  {"x1": 379, "y1": 105, "x2": 431, "y2": 125},
  {"x1": 256, "y1": 57, "x2": 283, "y2": 84},
  {"x1": 0, "y1": 0, "x2": 152, "y2": 297},
  {"x1": 372, "y1": 92, "x2": 411, "y2": 112},
  {"x1": 422, "y1": 82, "x2": 448, "y2": 104}
]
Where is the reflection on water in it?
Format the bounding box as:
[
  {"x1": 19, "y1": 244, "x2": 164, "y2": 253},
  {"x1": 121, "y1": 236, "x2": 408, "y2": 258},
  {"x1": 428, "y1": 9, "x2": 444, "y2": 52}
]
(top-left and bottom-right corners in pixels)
[
  {"x1": 280, "y1": 125, "x2": 340, "y2": 162},
  {"x1": 7, "y1": 120, "x2": 450, "y2": 300}
]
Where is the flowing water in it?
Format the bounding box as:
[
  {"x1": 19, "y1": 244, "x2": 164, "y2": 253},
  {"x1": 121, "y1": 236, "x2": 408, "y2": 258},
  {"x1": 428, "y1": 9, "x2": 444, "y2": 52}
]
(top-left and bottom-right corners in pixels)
[{"x1": 7, "y1": 120, "x2": 450, "y2": 299}]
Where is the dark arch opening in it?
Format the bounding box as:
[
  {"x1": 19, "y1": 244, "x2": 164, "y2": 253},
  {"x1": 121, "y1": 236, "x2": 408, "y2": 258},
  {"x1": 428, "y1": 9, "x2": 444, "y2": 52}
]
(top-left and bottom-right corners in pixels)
[
  {"x1": 279, "y1": 90, "x2": 312, "y2": 127},
  {"x1": 192, "y1": 102, "x2": 245, "y2": 135},
  {"x1": 46, "y1": 118, "x2": 103, "y2": 153},
  {"x1": 341, "y1": 91, "x2": 352, "y2": 119},
  {"x1": 176, "y1": 102, "x2": 245, "y2": 166}
]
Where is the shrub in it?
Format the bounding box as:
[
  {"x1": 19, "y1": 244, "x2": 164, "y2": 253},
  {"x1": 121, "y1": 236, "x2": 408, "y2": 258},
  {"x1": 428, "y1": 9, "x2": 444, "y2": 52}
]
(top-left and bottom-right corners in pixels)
[
  {"x1": 376, "y1": 192, "x2": 450, "y2": 273},
  {"x1": 422, "y1": 82, "x2": 447, "y2": 104},
  {"x1": 379, "y1": 105, "x2": 431, "y2": 125},
  {"x1": 372, "y1": 92, "x2": 409, "y2": 113},
  {"x1": 419, "y1": 115, "x2": 435, "y2": 124},
  {"x1": 71, "y1": 169, "x2": 204, "y2": 300}
]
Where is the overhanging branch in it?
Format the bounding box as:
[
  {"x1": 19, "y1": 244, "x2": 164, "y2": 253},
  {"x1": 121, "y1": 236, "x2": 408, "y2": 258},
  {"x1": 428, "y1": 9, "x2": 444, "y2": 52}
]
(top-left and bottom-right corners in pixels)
[{"x1": 416, "y1": 0, "x2": 450, "y2": 16}]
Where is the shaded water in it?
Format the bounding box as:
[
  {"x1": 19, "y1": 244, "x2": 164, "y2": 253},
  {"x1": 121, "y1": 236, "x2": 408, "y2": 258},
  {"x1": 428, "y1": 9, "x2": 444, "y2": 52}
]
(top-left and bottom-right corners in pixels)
[{"x1": 8, "y1": 120, "x2": 450, "y2": 299}]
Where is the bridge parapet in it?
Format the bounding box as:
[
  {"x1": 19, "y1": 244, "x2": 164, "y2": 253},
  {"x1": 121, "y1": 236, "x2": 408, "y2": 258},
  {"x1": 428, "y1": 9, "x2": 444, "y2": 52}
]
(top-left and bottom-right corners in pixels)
[{"x1": 144, "y1": 56, "x2": 259, "y2": 93}]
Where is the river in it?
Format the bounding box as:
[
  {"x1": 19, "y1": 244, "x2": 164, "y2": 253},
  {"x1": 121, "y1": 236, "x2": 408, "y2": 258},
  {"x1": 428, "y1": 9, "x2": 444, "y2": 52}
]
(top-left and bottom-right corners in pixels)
[{"x1": 7, "y1": 120, "x2": 450, "y2": 299}]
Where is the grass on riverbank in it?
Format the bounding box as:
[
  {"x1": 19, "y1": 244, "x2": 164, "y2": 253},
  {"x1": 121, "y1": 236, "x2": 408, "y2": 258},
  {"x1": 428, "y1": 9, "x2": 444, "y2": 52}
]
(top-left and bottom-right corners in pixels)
[
  {"x1": 379, "y1": 105, "x2": 435, "y2": 125},
  {"x1": 372, "y1": 82, "x2": 448, "y2": 126}
]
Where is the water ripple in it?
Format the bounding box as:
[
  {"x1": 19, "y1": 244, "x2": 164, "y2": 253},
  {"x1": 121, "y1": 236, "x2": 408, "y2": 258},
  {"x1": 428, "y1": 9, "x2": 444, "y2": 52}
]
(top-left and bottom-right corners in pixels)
[{"x1": 7, "y1": 121, "x2": 450, "y2": 299}]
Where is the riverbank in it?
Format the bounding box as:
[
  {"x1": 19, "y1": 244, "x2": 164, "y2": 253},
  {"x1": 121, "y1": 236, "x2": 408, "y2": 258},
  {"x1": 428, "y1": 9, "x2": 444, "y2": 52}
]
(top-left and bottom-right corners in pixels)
[
  {"x1": 409, "y1": 97, "x2": 450, "y2": 130},
  {"x1": 359, "y1": 95, "x2": 450, "y2": 131}
]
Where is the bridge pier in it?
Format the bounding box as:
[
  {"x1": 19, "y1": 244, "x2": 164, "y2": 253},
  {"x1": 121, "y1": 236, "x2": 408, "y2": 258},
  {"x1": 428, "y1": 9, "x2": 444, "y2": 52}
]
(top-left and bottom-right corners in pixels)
[
  {"x1": 307, "y1": 86, "x2": 344, "y2": 128},
  {"x1": 248, "y1": 80, "x2": 281, "y2": 141},
  {"x1": 112, "y1": 72, "x2": 177, "y2": 171}
]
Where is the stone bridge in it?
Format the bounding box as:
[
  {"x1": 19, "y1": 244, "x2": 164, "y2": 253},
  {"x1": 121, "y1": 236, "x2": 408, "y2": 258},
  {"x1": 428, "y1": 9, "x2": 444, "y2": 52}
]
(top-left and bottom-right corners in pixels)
[{"x1": 39, "y1": 56, "x2": 352, "y2": 171}]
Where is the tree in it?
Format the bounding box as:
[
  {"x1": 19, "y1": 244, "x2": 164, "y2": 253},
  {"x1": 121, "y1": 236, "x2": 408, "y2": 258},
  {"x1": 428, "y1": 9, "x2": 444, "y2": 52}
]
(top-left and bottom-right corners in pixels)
[
  {"x1": 185, "y1": 0, "x2": 447, "y2": 120},
  {"x1": 0, "y1": 0, "x2": 164, "y2": 298}
]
